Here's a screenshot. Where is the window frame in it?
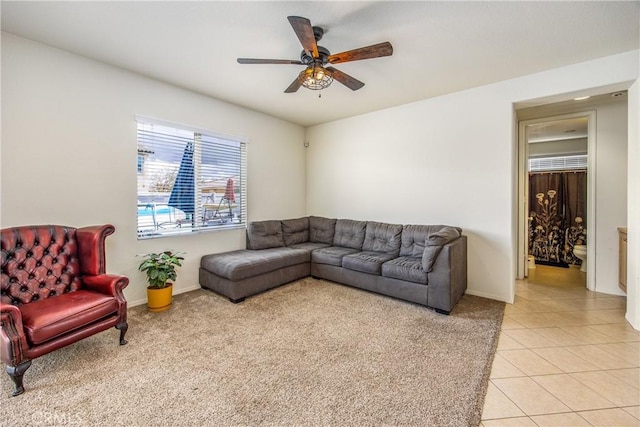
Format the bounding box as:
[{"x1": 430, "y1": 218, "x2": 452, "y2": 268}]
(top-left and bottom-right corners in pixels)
[{"x1": 135, "y1": 115, "x2": 248, "y2": 240}]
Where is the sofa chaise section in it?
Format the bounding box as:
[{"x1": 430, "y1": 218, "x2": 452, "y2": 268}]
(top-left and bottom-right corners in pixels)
[
  {"x1": 199, "y1": 248, "x2": 310, "y2": 303},
  {"x1": 199, "y1": 220, "x2": 311, "y2": 302}
]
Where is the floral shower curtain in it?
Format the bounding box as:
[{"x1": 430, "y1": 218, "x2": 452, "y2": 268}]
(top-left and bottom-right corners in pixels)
[{"x1": 528, "y1": 171, "x2": 587, "y2": 267}]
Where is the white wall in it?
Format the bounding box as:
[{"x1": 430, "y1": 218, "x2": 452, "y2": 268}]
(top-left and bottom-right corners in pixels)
[
  {"x1": 627, "y1": 79, "x2": 639, "y2": 329},
  {"x1": 1, "y1": 33, "x2": 307, "y2": 306},
  {"x1": 594, "y1": 102, "x2": 628, "y2": 296},
  {"x1": 306, "y1": 50, "x2": 639, "y2": 305},
  {"x1": 519, "y1": 100, "x2": 628, "y2": 297},
  {"x1": 307, "y1": 88, "x2": 514, "y2": 302}
]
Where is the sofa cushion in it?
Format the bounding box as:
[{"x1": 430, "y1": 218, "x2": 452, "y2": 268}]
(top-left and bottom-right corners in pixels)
[
  {"x1": 422, "y1": 246, "x2": 443, "y2": 272},
  {"x1": 413, "y1": 227, "x2": 462, "y2": 271},
  {"x1": 427, "y1": 226, "x2": 461, "y2": 245},
  {"x1": 333, "y1": 219, "x2": 367, "y2": 250},
  {"x1": 342, "y1": 251, "x2": 398, "y2": 275},
  {"x1": 246, "y1": 220, "x2": 285, "y2": 250},
  {"x1": 411, "y1": 227, "x2": 462, "y2": 256},
  {"x1": 400, "y1": 225, "x2": 462, "y2": 257},
  {"x1": 288, "y1": 242, "x2": 331, "y2": 252},
  {"x1": 20, "y1": 290, "x2": 118, "y2": 345},
  {"x1": 281, "y1": 217, "x2": 309, "y2": 246},
  {"x1": 309, "y1": 216, "x2": 337, "y2": 244},
  {"x1": 362, "y1": 222, "x2": 402, "y2": 255},
  {"x1": 201, "y1": 248, "x2": 310, "y2": 281},
  {"x1": 381, "y1": 256, "x2": 428, "y2": 285},
  {"x1": 312, "y1": 246, "x2": 360, "y2": 267}
]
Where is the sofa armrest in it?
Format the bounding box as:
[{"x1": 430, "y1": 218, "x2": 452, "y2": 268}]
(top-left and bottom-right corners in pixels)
[
  {"x1": 0, "y1": 303, "x2": 29, "y2": 366},
  {"x1": 426, "y1": 236, "x2": 467, "y2": 314}
]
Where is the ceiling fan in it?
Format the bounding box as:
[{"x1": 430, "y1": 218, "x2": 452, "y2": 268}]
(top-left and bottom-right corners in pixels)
[{"x1": 237, "y1": 16, "x2": 393, "y2": 93}]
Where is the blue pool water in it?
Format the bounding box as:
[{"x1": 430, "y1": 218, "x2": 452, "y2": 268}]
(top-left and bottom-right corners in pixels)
[{"x1": 137, "y1": 206, "x2": 174, "y2": 217}]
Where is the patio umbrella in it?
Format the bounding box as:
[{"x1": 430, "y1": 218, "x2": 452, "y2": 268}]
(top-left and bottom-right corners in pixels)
[
  {"x1": 168, "y1": 141, "x2": 195, "y2": 221},
  {"x1": 223, "y1": 178, "x2": 235, "y2": 203}
]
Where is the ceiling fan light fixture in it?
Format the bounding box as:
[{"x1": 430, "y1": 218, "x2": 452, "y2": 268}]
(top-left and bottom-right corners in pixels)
[
  {"x1": 238, "y1": 16, "x2": 392, "y2": 93},
  {"x1": 301, "y1": 65, "x2": 333, "y2": 90}
]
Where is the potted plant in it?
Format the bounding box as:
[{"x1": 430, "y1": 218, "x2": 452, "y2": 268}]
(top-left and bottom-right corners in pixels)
[{"x1": 138, "y1": 250, "x2": 184, "y2": 312}]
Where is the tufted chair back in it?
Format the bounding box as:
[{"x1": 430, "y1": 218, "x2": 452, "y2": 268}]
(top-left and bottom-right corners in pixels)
[{"x1": 1, "y1": 226, "x2": 84, "y2": 306}]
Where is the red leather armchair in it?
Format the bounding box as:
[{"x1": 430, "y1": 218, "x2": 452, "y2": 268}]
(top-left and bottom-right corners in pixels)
[{"x1": 1, "y1": 224, "x2": 128, "y2": 396}]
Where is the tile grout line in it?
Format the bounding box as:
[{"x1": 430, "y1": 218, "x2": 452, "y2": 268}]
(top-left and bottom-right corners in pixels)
[{"x1": 482, "y1": 264, "x2": 639, "y2": 425}]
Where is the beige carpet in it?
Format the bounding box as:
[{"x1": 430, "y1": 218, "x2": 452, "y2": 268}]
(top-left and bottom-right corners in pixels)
[{"x1": 1, "y1": 278, "x2": 504, "y2": 426}]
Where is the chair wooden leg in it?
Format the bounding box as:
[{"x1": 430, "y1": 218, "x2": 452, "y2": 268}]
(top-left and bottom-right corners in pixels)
[
  {"x1": 7, "y1": 360, "x2": 31, "y2": 396},
  {"x1": 116, "y1": 321, "x2": 128, "y2": 345}
]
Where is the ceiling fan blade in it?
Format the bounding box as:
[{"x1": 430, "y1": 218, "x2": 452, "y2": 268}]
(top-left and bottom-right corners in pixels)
[
  {"x1": 287, "y1": 16, "x2": 319, "y2": 58},
  {"x1": 238, "y1": 58, "x2": 303, "y2": 65},
  {"x1": 328, "y1": 42, "x2": 393, "y2": 64},
  {"x1": 326, "y1": 67, "x2": 364, "y2": 91},
  {"x1": 284, "y1": 71, "x2": 306, "y2": 93}
]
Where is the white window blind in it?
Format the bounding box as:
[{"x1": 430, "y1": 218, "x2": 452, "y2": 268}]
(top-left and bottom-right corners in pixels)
[
  {"x1": 136, "y1": 120, "x2": 247, "y2": 239},
  {"x1": 528, "y1": 154, "x2": 587, "y2": 172}
]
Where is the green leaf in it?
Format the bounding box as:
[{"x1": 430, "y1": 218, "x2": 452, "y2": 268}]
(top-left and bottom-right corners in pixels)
[{"x1": 137, "y1": 250, "x2": 185, "y2": 288}]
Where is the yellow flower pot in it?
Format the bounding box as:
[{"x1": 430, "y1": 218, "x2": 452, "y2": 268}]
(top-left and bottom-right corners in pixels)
[{"x1": 147, "y1": 284, "x2": 173, "y2": 312}]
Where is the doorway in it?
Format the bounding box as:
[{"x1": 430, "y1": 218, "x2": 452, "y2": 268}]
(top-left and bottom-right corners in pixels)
[{"x1": 517, "y1": 111, "x2": 596, "y2": 291}]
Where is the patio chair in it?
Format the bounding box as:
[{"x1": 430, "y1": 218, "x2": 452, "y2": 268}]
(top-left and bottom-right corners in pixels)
[{"x1": 206, "y1": 178, "x2": 236, "y2": 222}]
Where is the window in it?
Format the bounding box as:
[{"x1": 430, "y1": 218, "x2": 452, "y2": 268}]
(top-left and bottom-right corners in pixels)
[
  {"x1": 529, "y1": 154, "x2": 587, "y2": 172},
  {"x1": 136, "y1": 118, "x2": 247, "y2": 239},
  {"x1": 137, "y1": 154, "x2": 145, "y2": 174}
]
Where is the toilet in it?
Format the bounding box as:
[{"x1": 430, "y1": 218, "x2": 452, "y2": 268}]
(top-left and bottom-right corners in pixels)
[{"x1": 573, "y1": 244, "x2": 587, "y2": 272}]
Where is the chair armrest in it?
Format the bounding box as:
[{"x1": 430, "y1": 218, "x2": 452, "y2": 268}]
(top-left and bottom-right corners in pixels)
[
  {"x1": 0, "y1": 303, "x2": 28, "y2": 366},
  {"x1": 83, "y1": 274, "x2": 129, "y2": 297},
  {"x1": 83, "y1": 274, "x2": 129, "y2": 329}
]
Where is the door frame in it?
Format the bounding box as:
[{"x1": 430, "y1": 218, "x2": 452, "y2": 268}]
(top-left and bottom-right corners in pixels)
[{"x1": 517, "y1": 110, "x2": 597, "y2": 291}]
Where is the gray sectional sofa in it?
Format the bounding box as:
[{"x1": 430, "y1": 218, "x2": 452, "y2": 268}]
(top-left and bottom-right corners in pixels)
[{"x1": 199, "y1": 216, "x2": 467, "y2": 314}]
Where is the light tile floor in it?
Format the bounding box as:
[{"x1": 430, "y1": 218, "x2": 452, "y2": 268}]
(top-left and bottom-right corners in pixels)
[{"x1": 480, "y1": 265, "x2": 640, "y2": 427}]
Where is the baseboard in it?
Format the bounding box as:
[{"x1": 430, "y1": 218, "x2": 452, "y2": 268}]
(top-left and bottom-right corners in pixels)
[
  {"x1": 128, "y1": 284, "x2": 203, "y2": 308},
  {"x1": 465, "y1": 289, "x2": 512, "y2": 304}
]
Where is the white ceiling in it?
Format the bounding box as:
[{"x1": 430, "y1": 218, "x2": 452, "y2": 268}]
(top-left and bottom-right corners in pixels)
[{"x1": 2, "y1": 1, "x2": 639, "y2": 127}]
